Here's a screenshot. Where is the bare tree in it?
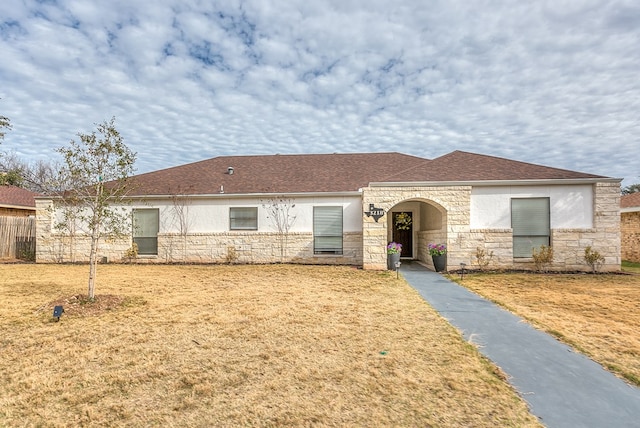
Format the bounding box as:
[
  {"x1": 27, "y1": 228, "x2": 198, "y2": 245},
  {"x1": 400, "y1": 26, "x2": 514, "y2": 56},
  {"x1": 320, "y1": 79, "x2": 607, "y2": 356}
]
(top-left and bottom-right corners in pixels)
[
  {"x1": 0, "y1": 151, "x2": 61, "y2": 192},
  {"x1": 261, "y1": 196, "x2": 297, "y2": 262},
  {"x1": 0, "y1": 99, "x2": 11, "y2": 141},
  {"x1": 169, "y1": 186, "x2": 194, "y2": 263},
  {"x1": 56, "y1": 117, "x2": 136, "y2": 299}
]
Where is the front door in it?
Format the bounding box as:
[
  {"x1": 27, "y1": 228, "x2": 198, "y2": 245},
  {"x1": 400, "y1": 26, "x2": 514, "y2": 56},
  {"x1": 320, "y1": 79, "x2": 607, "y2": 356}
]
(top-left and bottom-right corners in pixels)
[{"x1": 392, "y1": 211, "x2": 413, "y2": 258}]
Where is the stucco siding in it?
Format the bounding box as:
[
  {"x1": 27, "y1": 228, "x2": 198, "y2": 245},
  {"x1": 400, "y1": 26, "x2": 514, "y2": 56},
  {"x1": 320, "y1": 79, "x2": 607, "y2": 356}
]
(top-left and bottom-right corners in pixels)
[{"x1": 470, "y1": 184, "x2": 594, "y2": 229}]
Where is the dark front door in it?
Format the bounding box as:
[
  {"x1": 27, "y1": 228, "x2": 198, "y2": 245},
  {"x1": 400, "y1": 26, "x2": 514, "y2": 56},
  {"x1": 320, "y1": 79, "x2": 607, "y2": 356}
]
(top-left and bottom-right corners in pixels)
[{"x1": 392, "y1": 211, "x2": 413, "y2": 258}]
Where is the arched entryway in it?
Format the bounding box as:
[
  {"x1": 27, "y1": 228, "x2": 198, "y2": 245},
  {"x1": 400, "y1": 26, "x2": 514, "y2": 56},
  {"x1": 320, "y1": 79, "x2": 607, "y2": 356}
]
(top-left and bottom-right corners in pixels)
[{"x1": 387, "y1": 199, "x2": 447, "y2": 268}]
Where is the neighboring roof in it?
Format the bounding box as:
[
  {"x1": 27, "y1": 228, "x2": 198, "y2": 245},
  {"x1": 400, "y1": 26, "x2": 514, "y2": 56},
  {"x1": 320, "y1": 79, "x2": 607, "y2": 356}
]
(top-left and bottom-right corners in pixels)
[
  {"x1": 621, "y1": 193, "x2": 640, "y2": 209},
  {"x1": 126, "y1": 151, "x2": 611, "y2": 196},
  {"x1": 0, "y1": 185, "x2": 37, "y2": 209}
]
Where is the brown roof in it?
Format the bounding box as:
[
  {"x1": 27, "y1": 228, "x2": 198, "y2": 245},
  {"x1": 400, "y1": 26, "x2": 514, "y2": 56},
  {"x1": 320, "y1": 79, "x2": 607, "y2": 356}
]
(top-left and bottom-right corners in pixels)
[
  {"x1": 129, "y1": 152, "x2": 430, "y2": 196},
  {"x1": 621, "y1": 193, "x2": 640, "y2": 209},
  {"x1": 384, "y1": 151, "x2": 606, "y2": 182},
  {"x1": 0, "y1": 185, "x2": 37, "y2": 209},
  {"x1": 127, "y1": 151, "x2": 610, "y2": 196}
]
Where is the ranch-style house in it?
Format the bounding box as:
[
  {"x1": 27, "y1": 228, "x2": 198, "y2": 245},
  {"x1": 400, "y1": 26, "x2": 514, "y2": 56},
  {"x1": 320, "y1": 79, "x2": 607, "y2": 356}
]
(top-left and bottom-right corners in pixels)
[{"x1": 35, "y1": 151, "x2": 621, "y2": 271}]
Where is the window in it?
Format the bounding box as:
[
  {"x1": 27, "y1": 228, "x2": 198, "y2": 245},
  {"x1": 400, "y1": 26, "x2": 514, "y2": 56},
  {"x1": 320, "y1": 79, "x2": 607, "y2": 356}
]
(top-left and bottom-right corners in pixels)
[
  {"x1": 133, "y1": 209, "x2": 159, "y2": 255},
  {"x1": 314, "y1": 206, "x2": 343, "y2": 254},
  {"x1": 230, "y1": 207, "x2": 258, "y2": 230},
  {"x1": 511, "y1": 198, "x2": 550, "y2": 258}
]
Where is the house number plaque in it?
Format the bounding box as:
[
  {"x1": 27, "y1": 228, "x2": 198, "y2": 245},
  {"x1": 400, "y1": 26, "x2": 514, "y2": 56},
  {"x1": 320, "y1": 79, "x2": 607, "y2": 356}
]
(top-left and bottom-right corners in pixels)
[{"x1": 364, "y1": 204, "x2": 385, "y2": 222}]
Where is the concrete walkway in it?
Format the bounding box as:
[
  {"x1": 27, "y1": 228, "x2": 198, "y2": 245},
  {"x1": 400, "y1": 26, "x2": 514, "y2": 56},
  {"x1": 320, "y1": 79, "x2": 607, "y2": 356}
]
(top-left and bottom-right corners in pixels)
[{"x1": 400, "y1": 262, "x2": 640, "y2": 428}]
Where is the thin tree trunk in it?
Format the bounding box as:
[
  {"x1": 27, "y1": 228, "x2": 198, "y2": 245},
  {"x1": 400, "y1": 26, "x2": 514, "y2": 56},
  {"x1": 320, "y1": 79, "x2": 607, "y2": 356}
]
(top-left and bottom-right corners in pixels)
[{"x1": 88, "y1": 230, "x2": 98, "y2": 299}]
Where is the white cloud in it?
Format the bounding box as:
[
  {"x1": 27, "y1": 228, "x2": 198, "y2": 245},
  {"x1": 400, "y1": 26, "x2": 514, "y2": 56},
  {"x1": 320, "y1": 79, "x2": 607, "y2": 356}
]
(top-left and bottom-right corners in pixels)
[{"x1": 0, "y1": 0, "x2": 639, "y2": 185}]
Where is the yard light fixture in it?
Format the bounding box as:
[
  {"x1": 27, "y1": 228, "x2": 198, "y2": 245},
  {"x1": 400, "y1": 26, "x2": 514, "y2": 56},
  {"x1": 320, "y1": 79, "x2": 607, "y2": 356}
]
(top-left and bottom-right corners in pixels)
[
  {"x1": 53, "y1": 305, "x2": 64, "y2": 322},
  {"x1": 395, "y1": 261, "x2": 401, "y2": 278},
  {"x1": 460, "y1": 263, "x2": 467, "y2": 280}
]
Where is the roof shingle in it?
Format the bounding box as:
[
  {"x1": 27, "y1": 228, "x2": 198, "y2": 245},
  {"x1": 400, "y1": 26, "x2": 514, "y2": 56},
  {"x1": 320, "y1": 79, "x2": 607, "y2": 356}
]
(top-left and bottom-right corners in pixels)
[
  {"x1": 0, "y1": 185, "x2": 37, "y2": 209},
  {"x1": 127, "y1": 151, "x2": 610, "y2": 196},
  {"x1": 621, "y1": 193, "x2": 640, "y2": 209}
]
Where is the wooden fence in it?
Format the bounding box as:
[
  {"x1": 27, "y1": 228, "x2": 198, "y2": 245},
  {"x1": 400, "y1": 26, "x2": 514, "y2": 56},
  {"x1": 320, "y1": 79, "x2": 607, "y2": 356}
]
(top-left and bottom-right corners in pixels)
[{"x1": 0, "y1": 216, "x2": 36, "y2": 260}]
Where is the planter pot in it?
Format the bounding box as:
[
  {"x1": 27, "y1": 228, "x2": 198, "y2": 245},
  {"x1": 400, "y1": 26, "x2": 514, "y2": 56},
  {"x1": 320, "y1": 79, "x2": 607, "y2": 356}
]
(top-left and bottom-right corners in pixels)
[
  {"x1": 387, "y1": 252, "x2": 401, "y2": 271},
  {"x1": 432, "y1": 254, "x2": 447, "y2": 272}
]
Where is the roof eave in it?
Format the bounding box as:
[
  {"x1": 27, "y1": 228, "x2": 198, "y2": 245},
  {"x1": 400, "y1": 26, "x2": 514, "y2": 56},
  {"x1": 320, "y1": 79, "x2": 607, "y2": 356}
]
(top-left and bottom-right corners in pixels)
[
  {"x1": 38, "y1": 190, "x2": 363, "y2": 200},
  {"x1": 128, "y1": 190, "x2": 363, "y2": 200},
  {"x1": 0, "y1": 203, "x2": 36, "y2": 210},
  {"x1": 621, "y1": 207, "x2": 640, "y2": 213},
  {"x1": 368, "y1": 177, "x2": 621, "y2": 187}
]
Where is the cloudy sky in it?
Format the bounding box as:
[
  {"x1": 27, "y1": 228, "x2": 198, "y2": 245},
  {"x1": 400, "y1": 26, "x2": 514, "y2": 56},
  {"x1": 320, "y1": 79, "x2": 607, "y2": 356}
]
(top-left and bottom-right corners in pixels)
[{"x1": 1, "y1": 0, "x2": 639, "y2": 185}]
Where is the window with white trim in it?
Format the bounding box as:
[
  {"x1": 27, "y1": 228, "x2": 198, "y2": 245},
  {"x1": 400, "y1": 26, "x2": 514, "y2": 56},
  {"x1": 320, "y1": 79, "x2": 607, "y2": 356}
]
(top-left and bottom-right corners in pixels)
[
  {"x1": 230, "y1": 207, "x2": 258, "y2": 230},
  {"x1": 313, "y1": 206, "x2": 343, "y2": 254},
  {"x1": 511, "y1": 198, "x2": 550, "y2": 258},
  {"x1": 132, "y1": 209, "x2": 159, "y2": 255}
]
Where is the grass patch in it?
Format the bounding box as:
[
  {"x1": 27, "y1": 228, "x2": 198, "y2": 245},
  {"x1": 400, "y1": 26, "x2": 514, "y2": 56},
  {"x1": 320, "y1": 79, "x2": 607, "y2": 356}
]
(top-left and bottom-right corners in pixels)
[
  {"x1": 622, "y1": 260, "x2": 640, "y2": 274},
  {"x1": 457, "y1": 272, "x2": 640, "y2": 386},
  {"x1": 0, "y1": 264, "x2": 541, "y2": 427}
]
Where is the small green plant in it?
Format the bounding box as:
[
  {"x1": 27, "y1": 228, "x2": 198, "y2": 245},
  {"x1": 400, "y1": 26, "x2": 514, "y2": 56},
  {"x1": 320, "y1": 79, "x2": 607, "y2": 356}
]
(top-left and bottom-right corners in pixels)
[
  {"x1": 123, "y1": 242, "x2": 138, "y2": 263},
  {"x1": 584, "y1": 246, "x2": 605, "y2": 273},
  {"x1": 532, "y1": 245, "x2": 553, "y2": 272},
  {"x1": 474, "y1": 246, "x2": 494, "y2": 271},
  {"x1": 225, "y1": 246, "x2": 239, "y2": 264},
  {"x1": 19, "y1": 249, "x2": 35, "y2": 262}
]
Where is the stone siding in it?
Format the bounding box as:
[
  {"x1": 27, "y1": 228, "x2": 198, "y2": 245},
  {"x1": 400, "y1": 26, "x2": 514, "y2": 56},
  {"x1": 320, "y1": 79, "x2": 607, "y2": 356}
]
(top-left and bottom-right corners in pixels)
[
  {"x1": 622, "y1": 211, "x2": 640, "y2": 262},
  {"x1": 36, "y1": 198, "x2": 362, "y2": 265},
  {"x1": 363, "y1": 185, "x2": 469, "y2": 271},
  {"x1": 37, "y1": 181, "x2": 621, "y2": 271},
  {"x1": 155, "y1": 231, "x2": 361, "y2": 265},
  {"x1": 363, "y1": 182, "x2": 621, "y2": 272}
]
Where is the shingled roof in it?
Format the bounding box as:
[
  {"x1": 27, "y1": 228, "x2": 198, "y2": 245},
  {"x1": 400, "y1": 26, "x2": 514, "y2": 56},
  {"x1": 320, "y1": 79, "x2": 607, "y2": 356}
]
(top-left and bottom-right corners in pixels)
[
  {"x1": 385, "y1": 151, "x2": 606, "y2": 182},
  {"x1": 127, "y1": 151, "x2": 609, "y2": 196},
  {"x1": 621, "y1": 193, "x2": 640, "y2": 209},
  {"x1": 0, "y1": 185, "x2": 37, "y2": 209}
]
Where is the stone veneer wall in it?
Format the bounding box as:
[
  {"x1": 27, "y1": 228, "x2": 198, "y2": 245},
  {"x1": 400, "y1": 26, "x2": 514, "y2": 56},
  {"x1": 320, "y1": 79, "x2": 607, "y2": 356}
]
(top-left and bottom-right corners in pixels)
[
  {"x1": 622, "y1": 211, "x2": 640, "y2": 263},
  {"x1": 363, "y1": 182, "x2": 621, "y2": 272},
  {"x1": 37, "y1": 199, "x2": 362, "y2": 264},
  {"x1": 363, "y1": 185, "x2": 470, "y2": 270},
  {"x1": 155, "y1": 232, "x2": 361, "y2": 265}
]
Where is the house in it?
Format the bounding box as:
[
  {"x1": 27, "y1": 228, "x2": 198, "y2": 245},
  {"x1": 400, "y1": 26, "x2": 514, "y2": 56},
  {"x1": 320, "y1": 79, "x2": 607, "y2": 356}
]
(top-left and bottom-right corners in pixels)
[
  {"x1": 35, "y1": 151, "x2": 621, "y2": 271},
  {"x1": 621, "y1": 193, "x2": 640, "y2": 263},
  {"x1": 0, "y1": 185, "x2": 37, "y2": 217}
]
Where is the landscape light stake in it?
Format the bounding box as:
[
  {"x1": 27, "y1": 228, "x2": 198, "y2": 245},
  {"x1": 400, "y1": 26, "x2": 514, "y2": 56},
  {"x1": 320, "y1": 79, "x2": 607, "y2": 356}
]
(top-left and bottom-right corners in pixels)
[
  {"x1": 53, "y1": 305, "x2": 64, "y2": 322},
  {"x1": 460, "y1": 263, "x2": 466, "y2": 280},
  {"x1": 395, "y1": 261, "x2": 401, "y2": 279}
]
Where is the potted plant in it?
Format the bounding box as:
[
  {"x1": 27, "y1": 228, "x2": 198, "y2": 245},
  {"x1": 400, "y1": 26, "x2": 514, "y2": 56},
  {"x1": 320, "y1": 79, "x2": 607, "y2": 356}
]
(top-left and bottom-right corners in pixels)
[
  {"x1": 387, "y1": 242, "x2": 402, "y2": 271},
  {"x1": 428, "y1": 243, "x2": 447, "y2": 272}
]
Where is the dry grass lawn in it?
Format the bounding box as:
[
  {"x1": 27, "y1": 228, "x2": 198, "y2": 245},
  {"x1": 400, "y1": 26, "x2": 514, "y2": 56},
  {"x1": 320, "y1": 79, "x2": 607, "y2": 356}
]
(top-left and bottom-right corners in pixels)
[
  {"x1": 457, "y1": 272, "x2": 640, "y2": 386},
  {"x1": 0, "y1": 264, "x2": 540, "y2": 427}
]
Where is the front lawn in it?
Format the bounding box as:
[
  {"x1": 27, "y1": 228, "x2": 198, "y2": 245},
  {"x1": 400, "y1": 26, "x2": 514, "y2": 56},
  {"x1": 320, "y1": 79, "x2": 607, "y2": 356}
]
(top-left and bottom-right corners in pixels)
[
  {"x1": 457, "y1": 272, "x2": 640, "y2": 386},
  {"x1": 0, "y1": 264, "x2": 540, "y2": 427}
]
